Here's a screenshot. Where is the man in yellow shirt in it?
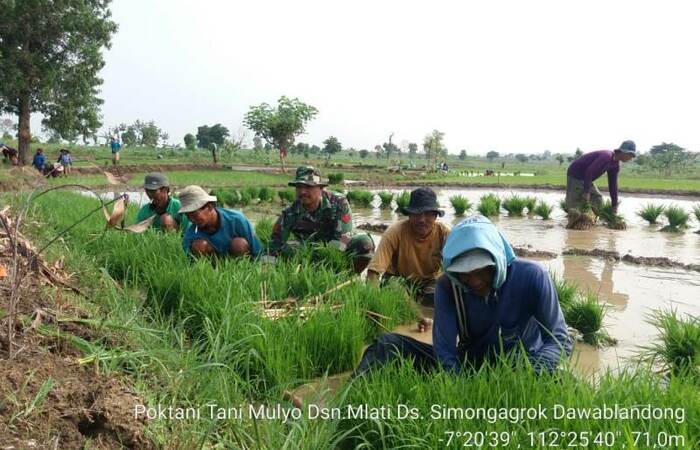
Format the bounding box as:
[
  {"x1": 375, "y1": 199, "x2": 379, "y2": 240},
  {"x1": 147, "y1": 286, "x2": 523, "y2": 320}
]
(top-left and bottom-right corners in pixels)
[{"x1": 367, "y1": 187, "x2": 450, "y2": 311}]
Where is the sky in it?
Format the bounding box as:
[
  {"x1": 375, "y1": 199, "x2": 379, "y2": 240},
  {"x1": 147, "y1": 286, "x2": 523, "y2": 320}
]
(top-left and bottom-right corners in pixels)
[{"x1": 91, "y1": 1, "x2": 700, "y2": 155}]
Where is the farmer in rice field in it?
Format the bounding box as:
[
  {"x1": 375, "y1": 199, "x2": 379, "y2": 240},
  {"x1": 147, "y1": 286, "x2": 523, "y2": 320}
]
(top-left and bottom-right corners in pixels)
[
  {"x1": 135, "y1": 173, "x2": 190, "y2": 232},
  {"x1": 565, "y1": 140, "x2": 637, "y2": 213},
  {"x1": 366, "y1": 187, "x2": 450, "y2": 307},
  {"x1": 32, "y1": 148, "x2": 46, "y2": 173},
  {"x1": 354, "y1": 215, "x2": 572, "y2": 376},
  {"x1": 110, "y1": 136, "x2": 121, "y2": 165},
  {"x1": 179, "y1": 185, "x2": 263, "y2": 258},
  {"x1": 269, "y1": 166, "x2": 375, "y2": 274}
]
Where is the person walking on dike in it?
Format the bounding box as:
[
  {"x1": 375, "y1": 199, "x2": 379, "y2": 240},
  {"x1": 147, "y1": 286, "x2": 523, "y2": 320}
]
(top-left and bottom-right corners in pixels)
[
  {"x1": 354, "y1": 215, "x2": 572, "y2": 376},
  {"x1": 366, "y1": 187, "x2": 450, "y2": 307},
  {"x1": 565, "y1": 140, "x2": 636, "y2": 213},
  {"x1": 179, "y1": 185, "x2": 262, "y2": 258},
  {"x1": 57, "y1": 149, "x2": 72, "y2": 177},
  {"x1": 110, "y1": 136, "x2": 121, "y2": 165},
  {"x1": 268, "y1": 166, "x2": 375, "y2": 274},
  {"x1": 135, "y1": 173, "x2": 190, "y2": 232},
  {"x1": 32, "y1": 148, "x2": 46, "y2": 173}
]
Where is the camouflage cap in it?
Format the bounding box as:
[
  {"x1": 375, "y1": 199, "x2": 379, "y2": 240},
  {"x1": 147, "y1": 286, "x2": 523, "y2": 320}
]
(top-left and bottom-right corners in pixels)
[
  {"x1": 346, "y1": 234, "x2": 375, "y2": 259},
  {"x1": 288, "y1": 166, "x2": 328, "y2": 187}
]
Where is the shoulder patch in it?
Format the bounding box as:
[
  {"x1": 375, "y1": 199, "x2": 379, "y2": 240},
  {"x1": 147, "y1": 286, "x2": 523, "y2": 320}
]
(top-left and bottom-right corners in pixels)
[{"x1": 341, "y1": 214, "x2": 351, "y2": 223}]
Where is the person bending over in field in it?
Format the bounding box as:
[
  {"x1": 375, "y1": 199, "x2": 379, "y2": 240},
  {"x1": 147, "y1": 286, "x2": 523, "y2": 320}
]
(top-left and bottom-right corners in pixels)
[
  {"x1": 179, "y1": 185, "x2": 262, "y2": 258},
  {"x1": 268, "y1": 166, "x2": 375, "y2": 274},
  {"x1": 135, "y1": 173, "x2": 190, "y2": 232},
  {"x1": 354, "y1": 215, "x2": 572, "y2": 376}
]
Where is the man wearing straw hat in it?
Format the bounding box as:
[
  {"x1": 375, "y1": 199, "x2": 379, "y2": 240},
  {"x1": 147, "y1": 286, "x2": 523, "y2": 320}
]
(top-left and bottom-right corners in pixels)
[
  {"x1": 366, "y1": 187, "x2": 450, "y2": 307},
  {"x1": 179, "y1": 185, "x2": 262, "y2": 258},
  {"x1": 135, "y1": 173, "x2": 190, "y2": 232},
  {"x1": 269, "y1": 166, "x2": 375, "y2": 274}
]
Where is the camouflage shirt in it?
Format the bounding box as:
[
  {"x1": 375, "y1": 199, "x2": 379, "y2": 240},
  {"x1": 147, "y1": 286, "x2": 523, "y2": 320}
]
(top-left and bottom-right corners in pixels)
[{"x1": 269, "y1": 190, "x2": 353, "y2": 255}]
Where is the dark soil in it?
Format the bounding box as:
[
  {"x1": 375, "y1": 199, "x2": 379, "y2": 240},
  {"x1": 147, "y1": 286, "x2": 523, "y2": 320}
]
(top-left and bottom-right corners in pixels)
[
  {"x1": 563, "y1": 248, "x2": 700, "y2": 272},
  {"x1": 512, "y1": 246, "x2": 558, "y2": 259}
]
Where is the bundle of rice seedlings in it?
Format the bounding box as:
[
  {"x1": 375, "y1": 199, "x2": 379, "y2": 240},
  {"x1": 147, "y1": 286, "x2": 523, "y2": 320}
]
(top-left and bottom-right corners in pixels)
[
  {"x1": 347, "y1": 190, "x2": 374, "y2": 208},
  {"x1": 244, "y1": 186, "x2": 260, "y2": 201},
  {"x1": 210, "y1": 188, "x2": 235, "y2": 207},
  {"x1": 639, "y1": 309, "x2": 700, "y2": 379},
  {"x1": 449, "y1": 195, "x2": 471, "y2": 216},
  {"x1": 660, "y1": 206, "x2": 690, "y2": 232},
  {"x1": 327, "y1": 172, "x2": 344, "y2": 185},
  {"x1": 258, "y1": 186, "x2": 275, "y2": 202},
  {"x1": 637, "y1": 203, "x2": 665, "y2": 225},
  {"x1": 377, "y1": 191, "x2": 394, "y2": 209},
  {"x1": 502, "y1": 195, "x2": 527, "y2": 216},
  {"x1": 566, "y1": 202, "x2": 595, "y2": 230},
  {"x1": 395, "y1": 191, "x2": 411, "y2": 212},
  {"x1": 533, "y1": 201, "x2": 553, "y2": 220},
  {"x1": 255, "y1": 217, "x2": 275, "y2": 246},
  {"x1": 237, "y1": 190, "x2": 252, "y2": 207},
  {"x1": 565, "y1": 292, "x2": 607, "y2": 346},
  {"x1": 277, "y1": 188, "x2": 296, "y2": 204},
  {"x1": 477, "y1": 193, "x2": 501, "y2": 217},
  {"x1": 523, "y1": 196, "x2": 537, "y2": 214},
  {"x1": 597, "y1": 200, "x2": 626, "y2": 230}
]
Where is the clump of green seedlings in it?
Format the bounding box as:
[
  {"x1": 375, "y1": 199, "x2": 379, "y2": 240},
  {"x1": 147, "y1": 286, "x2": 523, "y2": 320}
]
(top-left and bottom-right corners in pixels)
[
  {"x1": 523, "y1": 196, "x2": 537, "y2": 214},
  {"x1": 377, "y1": 191, "x2": 394, "y2": 209},
  {"x1": 693, "y1": 204, "x2": 700, "y2": 233},
  {"x1": 637, "y1": 203, "x2": 665, "y2": 225},
  {"x1": 243, "y1": 186, "x2": 260, "y2": 202},
  {"x1": 597, "y1": 200, "x2": 626, "y2": 230},
  {"x1": 327, "y1": 172, "x2": 344, "y2": 185},
  {"x1": 258, "y1": 186, "x2": 275, "y2": 202},
  {"x1": 347, "y1": 190, "x2": 374, "y2": 208},
  {"x1": 552, "y1": 274, "x2": 610, "y2": 346},
  {"x1": 210, "y1": 188, "x2": 236, "y2": 207},
  {"x1": 277, "y1": 188, "x2": 296, "y2": 204},
  {"x1": 660, "y1": 206, "x2": 689, "y2": 232},
  {"x1": 449, "y1": 195, "x2": 471, "y2": 216},
  {"x1": 477, "y1": 193, "x2": 500, "y2": 217},
  {"x1": 236, "y1": 190, "x2": 252, "y2": 207},
  {"x1": 395, "y1": 191, "x2": 410, "y2": 211},
  {"x1": 254, "y1": 217, "x2": 275, "y2": 246},
  {"x1": 502, "y1": 195, "x2": 527, "y2": 216},
  {"x1": 533, "y1": 201, "x2": 553, "y2": 220},
  {"x1": 639, "y1": 309, "x2": 700, "y2": 380}
]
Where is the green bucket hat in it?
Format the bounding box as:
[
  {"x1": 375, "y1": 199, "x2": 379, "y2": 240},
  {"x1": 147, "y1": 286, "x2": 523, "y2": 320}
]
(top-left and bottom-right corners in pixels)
[{"x1": 288, "y1": 166, "x2": 328, "y2": 187}]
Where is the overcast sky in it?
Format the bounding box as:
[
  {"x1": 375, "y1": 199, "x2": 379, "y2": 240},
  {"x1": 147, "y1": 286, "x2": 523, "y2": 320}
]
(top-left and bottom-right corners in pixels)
[{"x1": 94, "y1": 0, "x2": 700, "y2": 155}]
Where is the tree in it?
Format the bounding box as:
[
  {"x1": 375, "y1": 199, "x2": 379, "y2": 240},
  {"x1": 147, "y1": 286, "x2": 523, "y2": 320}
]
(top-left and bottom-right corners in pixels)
[
  {"x1": 555, "y1": 154, "x2": 565, "y2": 166},
  {"x1": 459, "y1": 149, "x2": 467, "y2": 160},
  {"x1": 0, "y1": 118, "x2": 14, "y2": 138},
  {"x1": 244, "y1": 96, "x2": 318, "y2": 172},
  {"x1": 196, "y1": 124, "x2": 230, "y2": 149},
  {"x1": 0, "y1": 1, "x2": 117, "y2": 164},
  {"x1": 423, "y1": 130, "x2": 445, "y2": 170},
  {"x1": 374, "y1": 145, "x2": 383, "y2": 159},
  {"x1": 486, "y1": 151, "x2": 500, "y2": 162},
  {"x1": 359, "y1": 149, "x2": 369, "y2": 159},
  {"x1": 184, "y1": 133, "x2": 196, "y2": 150},
  {"x1": 253, "y1": 136, "x2": 263, "y2": 152},
  {"x1": 648, "y1": 142, "x2": 696, "y2": 175},
  {"x1": 408, "y1": 142, "x2": 418, "y2": 158},
  {"x1": 322, "y1": 136, "x2": 342, "y2": 160},
  {"x1": 515, "y1": 153, "x2": 529, "y2": 163}
]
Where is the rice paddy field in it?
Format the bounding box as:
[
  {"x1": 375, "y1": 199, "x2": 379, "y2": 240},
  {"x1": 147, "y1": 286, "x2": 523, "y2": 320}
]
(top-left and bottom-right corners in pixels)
[{"x1": 5, "y1": 181, "x2": 700, "y2": 448}]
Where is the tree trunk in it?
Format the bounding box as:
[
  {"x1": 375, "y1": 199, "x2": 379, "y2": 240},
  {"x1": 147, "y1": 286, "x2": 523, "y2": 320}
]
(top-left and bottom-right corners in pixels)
[
  {"x1": 279, "y1": 147, "x2": 287, "y2": 173},
  {"x1": 211, "y1": 148, "x2": 217, "y2": 164},
  {"x1": 18, "y1": 95, "x2": 31, "y2": 165}
]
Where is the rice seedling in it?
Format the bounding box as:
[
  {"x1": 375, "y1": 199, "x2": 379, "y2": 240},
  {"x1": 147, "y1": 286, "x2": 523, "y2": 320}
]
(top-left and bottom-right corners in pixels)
[
  {"x1": 566, "y1": 202, "x2": 595, "y2": 230},
  {"x1": 395, "y1": 191, "x2": 410, "y2": 212},
  {"x1": 637, "y1": 203, "x2": 665, "y2": 225},
  {"x1": 565, "y1": 292, "x2": 607, "y2": 345},
  {"x1": 236, "y1": 190, "x2": 251, "y2": 207},
  {"x1": 597, "y1": 200, "x2": 626, "y2": 230},
  {"x1": 277, "y1": 188, "x2": 296, "y2": 204},
  {"x1": 347, "y1": 190, "x2": 374, "y2": 208},
  {"x1": 501, "y1": 194, "x2": 527, "y2": 216},
  {"x1": 638, "y1": 309, "x2": 700, "y2": 380},
  {"x1": 533, "y1": 201, "x2": 553, "y2": 220},
  {"x1": 254, "y1": 217, "x2": 274, "y2": 246},
  {"x1": 327, "y1": 172, "x2": 344, "y2": 185},
  {"x1": 523, "y1": 196, "x2": 537, "y2": 214},
  {"x1": 477, "y1": 193, "x2": 500, "y2": 217},
  {"x1": 243, "y1": 186, "x2": 260, "y2": 201},
  {"x1": 660, "y1": 206, "x2": 689, "y2": 232},
  {"x1": 257, "y1": 186, "x2": 275, "y2": 202},
  {"x1": 377, "y1": 191, "x2": 394, "y2": 209},
  {"x1": 449, "y1": 195, "x2": 471, "y2": 216}
]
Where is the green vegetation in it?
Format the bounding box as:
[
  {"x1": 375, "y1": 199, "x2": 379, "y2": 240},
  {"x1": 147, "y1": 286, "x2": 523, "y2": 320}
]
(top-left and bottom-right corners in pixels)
[
  {"x1": 377, "y1": 191, "x2": 394, "y2": 209},
  {"x1": 553, "y1": 275, "x2": 609, "y2": 346},
  {"x1": 477, "y1": 193, "x2": 501, "y2": 217},
  {"x1": 449, "y1": 195, "x2": 471, "y2": 216},
  {"x1": 502, "y1": 195, "x2": 527, "y2": 216},
  {"x1": 346, "y1": 190, "x2": 374, "y2": 208},
  {"x1": 277, "y1": 188, "x2": 296, "y2": 204},
  {"x1": 597, "y1": 200, "x2": 626, "y2": 230},
  {"x1": 637, "y1": 203, "x2": 666, "y2": 225},
  {"x1": 395, "y1": 191, "x2": 410, "y2": 211},
  {"x1": 327, "y1": 172, "x2": 344, "y2": 185},
  {"x1": 640, "y1": 309, "x2": 700, "y2": 381},
  {"x1": 533, "y1": 201, "x2": 553, "y2": 220},
  {"x1": 661, "y1": 206, "x2": 690, "y2": 232},
  {"x1": 693, "y1": 204, "x2": 700, "y2": 229},
  {"x1": 258, "y1": 186, "x2": 275, "y2": 202},
  {"x1": 523, "y1": 196, "x2": 537, "y2": 214}
]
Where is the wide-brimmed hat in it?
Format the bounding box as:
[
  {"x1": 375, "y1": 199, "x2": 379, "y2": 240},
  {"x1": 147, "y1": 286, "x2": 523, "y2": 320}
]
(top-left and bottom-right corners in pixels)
[
  {"x1": 399, "y1": 187, "x2": 444, "y2": 216},
  {"x1": 177, "y1": 185, "x2": 217, "y2": 213},
  {"x1": 446, "y1": 248, "x2": 495, "y2": 274},
  {"x1": 615, "y1": 140, "x2": 636, "y2": 155},
  {"x1": 143, "y1": 172, "x2": 170, "y2": 190},
  {"x1": 288, "y1": 166, "x2": 328, "y2": 187}
]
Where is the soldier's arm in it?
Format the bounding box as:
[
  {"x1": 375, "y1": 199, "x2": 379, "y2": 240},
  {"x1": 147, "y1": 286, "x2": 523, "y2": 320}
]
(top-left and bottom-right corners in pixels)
[
  {"x1": 268, "y1": 213, "x2": 291, "y2": 256},
  {"x1": 333, "y1": 196, "x2": 353, "y2": 244}
]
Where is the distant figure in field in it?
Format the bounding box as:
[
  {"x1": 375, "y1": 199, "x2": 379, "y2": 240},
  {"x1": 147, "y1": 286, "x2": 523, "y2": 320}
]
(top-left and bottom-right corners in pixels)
[
  {"x1": 110, "y1": 136, "x2": 121, "y2": 165},
  {"x1": 32, "y1": 148, "x2": 46, "y2": 173},
  {"x1": 136, "y1": 173, "x2": 190, "y2": 232},
  {"x1": 57, "y1": 149, "x2": 72, "y2": 177},
  {"x1": 565, "y1": 140, "x2": 636, "y2": 213},
  {"x1": 1, "y1": 144, "x2": 18, "y2": 165},
  {"x1": 179, "y1": 185, "x2": 262, "y2": 259}
]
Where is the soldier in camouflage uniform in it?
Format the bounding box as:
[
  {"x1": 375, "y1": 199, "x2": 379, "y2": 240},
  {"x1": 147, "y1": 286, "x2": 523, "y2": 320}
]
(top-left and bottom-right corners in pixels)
[{"x1": 269, "y1": 166, "x2": 375, "y2": 274}]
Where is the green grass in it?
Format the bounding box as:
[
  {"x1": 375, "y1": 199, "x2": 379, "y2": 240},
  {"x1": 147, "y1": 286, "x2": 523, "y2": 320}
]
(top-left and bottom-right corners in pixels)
[
  {"x1": 639, "y1": 309, "x2": 700, "y2": 381},
  {"x1": 661, "y1": 206, "x2": 690, "y2": 232},
  {"x1": 346, "y1": 190, "x2": 374, "y2": 208},
  {"x1": 533, "y1": 201, "x2": 553, "y2": 220},
  {"x1": 502, "y1": 194, "x2": 527, "y2": 216},
  {"x1": 449, "y1": 195, "x2": 471, "y2": 216},
  {"x1": 552, "y1": 274, "x2": 609, "y2": 346},
  {"x1": 477, "y1": 193, "x2": 501, "y2": 217},
  {"x1": 377, "y1": 191, "x2": 394, "y2": 209},
  {"x1": 637, "y1": 203, "x2": 665, "y2": 225}
]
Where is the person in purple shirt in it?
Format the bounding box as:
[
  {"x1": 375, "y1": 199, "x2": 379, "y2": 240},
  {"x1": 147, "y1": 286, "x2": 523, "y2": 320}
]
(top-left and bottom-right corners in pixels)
[{"x1": 565, "y1": 140, "x2": 636, "y2": 212}]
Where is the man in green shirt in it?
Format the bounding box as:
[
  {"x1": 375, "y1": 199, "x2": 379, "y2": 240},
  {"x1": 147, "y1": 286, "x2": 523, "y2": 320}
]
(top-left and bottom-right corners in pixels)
[{"x1": 136, "y1": 173, "x2": 190, "y2": 232}]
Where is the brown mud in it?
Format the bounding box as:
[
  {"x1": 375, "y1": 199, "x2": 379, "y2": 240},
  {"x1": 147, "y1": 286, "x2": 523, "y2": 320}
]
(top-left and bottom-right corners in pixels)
[
  {"x1": 563, "y1": 247, "x2": 700, "y2": 273},
  {"x1": 0, "y1": 226, "x2": 149, "y2": 448}
]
